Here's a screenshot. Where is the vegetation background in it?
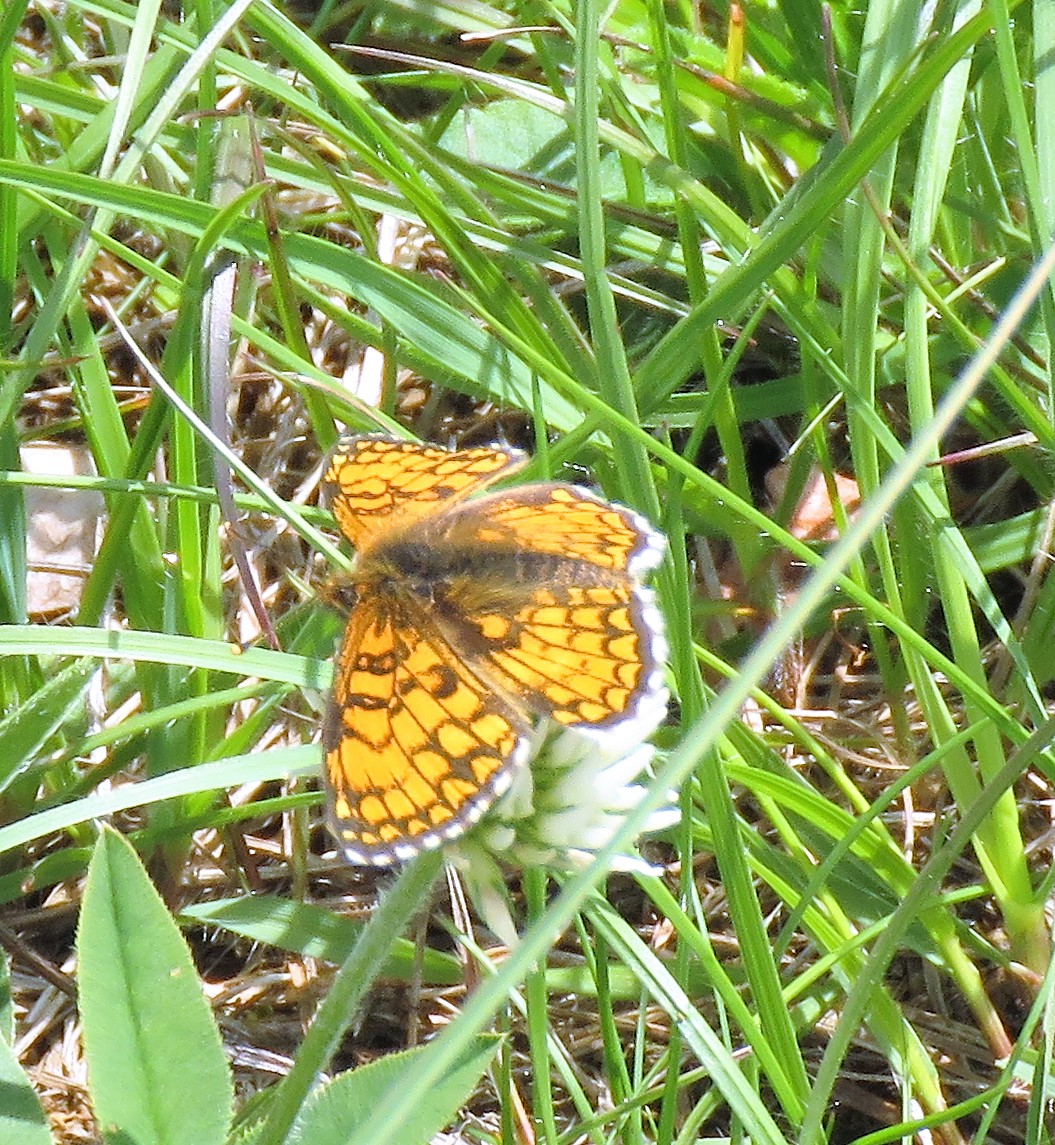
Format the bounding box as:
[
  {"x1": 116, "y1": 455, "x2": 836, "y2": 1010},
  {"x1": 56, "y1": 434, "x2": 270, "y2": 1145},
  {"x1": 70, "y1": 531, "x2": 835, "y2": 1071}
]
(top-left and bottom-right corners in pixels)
[{"x1": 0, "y1": 0, "x2": 1053, "y2": 1143}]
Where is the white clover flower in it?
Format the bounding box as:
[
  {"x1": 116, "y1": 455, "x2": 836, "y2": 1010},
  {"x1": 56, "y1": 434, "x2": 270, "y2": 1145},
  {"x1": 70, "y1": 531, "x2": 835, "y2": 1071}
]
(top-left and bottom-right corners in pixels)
[{"x1": 451, "y1": 707, "x2": 676, "y2": 944}]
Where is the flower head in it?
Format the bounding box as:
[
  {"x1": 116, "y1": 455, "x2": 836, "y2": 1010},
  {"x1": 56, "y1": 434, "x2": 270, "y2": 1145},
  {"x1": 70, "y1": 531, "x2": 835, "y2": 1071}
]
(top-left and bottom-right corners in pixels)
[{"x1": 451, "y1": 695, "x2": 675, "y2": 943}]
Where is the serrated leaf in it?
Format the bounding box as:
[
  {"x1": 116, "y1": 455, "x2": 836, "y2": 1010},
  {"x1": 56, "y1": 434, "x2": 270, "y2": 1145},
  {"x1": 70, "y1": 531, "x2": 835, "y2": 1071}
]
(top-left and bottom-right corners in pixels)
[
  {"x1": 287, "y1": 1035, "x2": 502, "y2": 1145},
  {"x1": 77, "y1": 828, "x2": 233, "y2": 1145}
]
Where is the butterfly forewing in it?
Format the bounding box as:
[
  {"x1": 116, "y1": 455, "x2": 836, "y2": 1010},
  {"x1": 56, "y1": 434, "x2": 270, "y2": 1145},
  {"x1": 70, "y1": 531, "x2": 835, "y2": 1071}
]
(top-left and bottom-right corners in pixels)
[{"x1": 323, "y1": 435, "x2": 526, "y2": 553}]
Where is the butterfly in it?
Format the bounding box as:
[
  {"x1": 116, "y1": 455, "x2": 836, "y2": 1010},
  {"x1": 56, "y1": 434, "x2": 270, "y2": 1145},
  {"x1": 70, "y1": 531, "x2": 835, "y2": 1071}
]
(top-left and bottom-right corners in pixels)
[{"x1": 321, "y1": 435, "x2": 668, "y2": 865}]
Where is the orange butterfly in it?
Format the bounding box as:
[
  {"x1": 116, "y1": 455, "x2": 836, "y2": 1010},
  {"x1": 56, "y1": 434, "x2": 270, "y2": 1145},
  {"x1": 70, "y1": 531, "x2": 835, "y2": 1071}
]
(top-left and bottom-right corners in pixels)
[{"x1": 321, "y1": 435, "x2": 667, "y2": 865}]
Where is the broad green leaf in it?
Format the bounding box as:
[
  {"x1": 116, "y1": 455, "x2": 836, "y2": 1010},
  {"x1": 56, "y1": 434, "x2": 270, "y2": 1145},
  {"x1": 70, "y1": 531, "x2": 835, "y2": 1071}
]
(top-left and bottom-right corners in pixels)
[
  {"x1": 287, "y1": 1036, "x2": 502, "y2": 1145},
  {"x1": 439, "y1": 100, "x2": 668, "y2": 201},
  {"x1": 77, "y1": 828, "x2": 233, "y2": 1145}
]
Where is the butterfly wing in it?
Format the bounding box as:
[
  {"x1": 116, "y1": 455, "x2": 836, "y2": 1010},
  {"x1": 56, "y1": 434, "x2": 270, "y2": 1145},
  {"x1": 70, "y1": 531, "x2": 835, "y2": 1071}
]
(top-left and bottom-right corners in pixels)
[
  {"x1": 324, "y1": 588, "x2": 529, "y2": 865},
  {"x1": 427, "y1": 484, "x2": 668, "y2": 739},
  {"x1": 444, "y1": 483, "x2": 666, "y2": 577},
  {"x1": 323, "y1": 435, "x2": 526, "y2": 553},
  {"x1": 457, "y1": 580, "x2": 668, "y2": 739}
]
